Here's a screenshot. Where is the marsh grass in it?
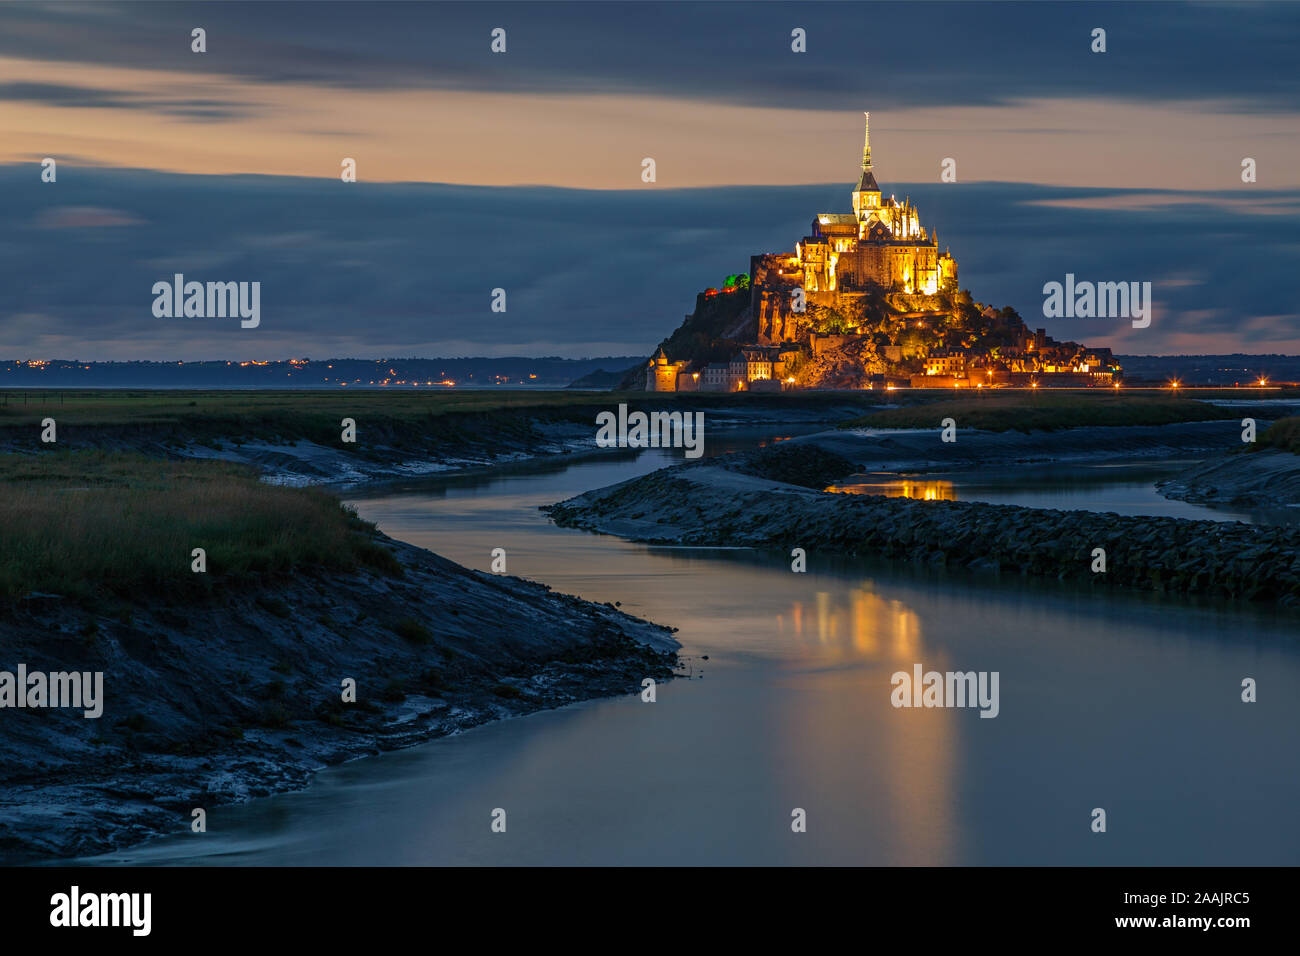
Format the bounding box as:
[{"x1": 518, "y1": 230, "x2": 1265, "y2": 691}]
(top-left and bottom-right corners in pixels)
[
  {"x1": 0, "y1": 389, "x2": 887, "y2": 460},
  {"x1": 839, "y1": 393, "x2": 1240, "y2": 432},
  {"x1": 0, "y1": 388, "x2": 885, "y2": 429},
  {"x1": 0, "y1": 451, "x2": 399, "y2": 602},
  {"x1": 1257, "y1": 416, "x2": 1300, "y2": 454}
]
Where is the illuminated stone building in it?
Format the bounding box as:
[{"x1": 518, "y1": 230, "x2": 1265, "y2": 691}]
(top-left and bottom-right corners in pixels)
[
  {"x1": 755, "y1": 113, "x2": 957, "y2": 344},
  {"x1": 799, "y1": 113, "x2": 958, "y2": 297},
  {"x1": 646, "y1": 347, "x2": 689, "y2": 391}
]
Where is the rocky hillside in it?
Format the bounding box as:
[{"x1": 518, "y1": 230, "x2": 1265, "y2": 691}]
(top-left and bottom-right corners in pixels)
[
  {"x1": 618, "y1": 278, "x2": 755, "y2": 389},
  {"x1": 626, "y1": 268, "x2": 1042, "y2": 389}
]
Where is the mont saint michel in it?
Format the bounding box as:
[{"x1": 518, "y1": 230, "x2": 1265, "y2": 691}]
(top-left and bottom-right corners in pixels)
[{"x1": 643, "y1": 113, "x2": 1122, "y2": 392}]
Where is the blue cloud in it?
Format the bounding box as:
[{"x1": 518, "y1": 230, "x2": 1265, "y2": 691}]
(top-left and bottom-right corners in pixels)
[
  {"x1": 0, "y1": 166, "x2": 1295, "y2": 359},
  {"x1": 1, "y1": 1, "x2": 1297, "y2": 113}
]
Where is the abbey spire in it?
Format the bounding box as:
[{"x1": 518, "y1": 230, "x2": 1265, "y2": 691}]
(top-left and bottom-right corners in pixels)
[{"x1": 852, "y1": 111, "x2": 882, "y2": 217}]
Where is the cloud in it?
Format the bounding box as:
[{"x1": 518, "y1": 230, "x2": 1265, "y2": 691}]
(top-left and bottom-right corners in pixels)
[
  {"x1": 0, "y1": 79, "x2": 253, "y2": 120},
  {"x1": 1, "y1": 1, "x2": 1298, "y2": 113},
  {"x1": 35, "y1": 205, "x2": 143, "y2": 228},
  {"x1": 0, "y1": 81, "x2": 131, "y2": 108},
  {"x1": 0, "y1": 166, "x2": 1295, "y2": 360}
]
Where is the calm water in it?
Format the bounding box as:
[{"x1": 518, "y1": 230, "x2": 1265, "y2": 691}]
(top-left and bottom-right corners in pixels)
[
  {"x1": 829, "y1": 461, "x2": 1295, "y2": 525},
  {"x1": 87, "y1": 432, "x2": 1300, "y2": 865}
]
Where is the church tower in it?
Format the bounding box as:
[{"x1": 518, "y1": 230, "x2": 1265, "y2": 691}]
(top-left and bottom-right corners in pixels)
[{"x1": 851, "y1": 112, "x2": 882, "y2": 219}]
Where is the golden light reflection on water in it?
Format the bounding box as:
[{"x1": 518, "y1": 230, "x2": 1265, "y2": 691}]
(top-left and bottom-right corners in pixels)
[
  {"x1": 826, "y1": 479, "x2": 958, "y2": 501},
  {"x1": 774, "y1": 582, "x2": 955, "y2": 863},
  {"x1": 779, "y1": 584, "x2": 922, "y2": 662}
]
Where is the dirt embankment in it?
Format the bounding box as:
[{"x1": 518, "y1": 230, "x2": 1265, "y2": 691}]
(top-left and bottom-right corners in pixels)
[
  {"x1": 1158, "y1": 448, "x2": 1300, "y2": 507},
  {"x1": 0, "y1": 413, "x2": 599, "y2": 487},
  {"x1": 0, "y1": 536, "x2": 677, "y2": 862},
  {"x1": 0, "y1": 396, "x2": 880, "y2": 487}
]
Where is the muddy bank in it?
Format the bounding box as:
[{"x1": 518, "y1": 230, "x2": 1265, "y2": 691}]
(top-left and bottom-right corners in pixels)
[
  {"x1": 807, "y1": 419, "x2": 1263, "y2": 474},
  {"x1": 0, "y1": 397, "x2": 872, "y2": 488},
  {"x1": 0, "y1": 536, "x2": 677, "y2": 863},
  {"x1": 1158, "y1": 448, "x2": 1300, "y2": 506},
  {"x1": 0, "y1": 414, "x2": 598, "y2": 488},
  {"x1": 544, "y1": 443, "x2": 1300, "y2": 608}
]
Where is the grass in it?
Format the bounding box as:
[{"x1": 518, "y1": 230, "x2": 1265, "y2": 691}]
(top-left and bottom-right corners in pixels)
[
  {"x1": 0, "y1": 388, "x2": 887, "y2": 428},
  {"x1": 1257, "y1": 416, "x2": 1300, "y2": 454},
  {"x1": 0, "y1": 389, "x2": 612, "y2": 426},
  {"x1": 839, "y1": 392, "x2": 1242, "y2": 432},
  {"x1": 0, "y1": 389, "x2": 890, "y2": 459},
  {"x1": 0, "y1": 450, "x2": 400, "y2": 602}
]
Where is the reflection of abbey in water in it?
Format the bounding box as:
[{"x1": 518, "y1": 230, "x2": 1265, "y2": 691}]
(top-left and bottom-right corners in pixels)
[{"x1": 826, "y1": 479, "x2": 958, "y2": 502}]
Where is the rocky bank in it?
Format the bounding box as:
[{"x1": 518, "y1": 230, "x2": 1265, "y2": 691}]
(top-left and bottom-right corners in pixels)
[
  {"x1": 1158, "y1": 448, "x2": 1300, "y2": 507},
  {"x1": 545, "y1": 443, "x2": 1300, "y2": 608}
]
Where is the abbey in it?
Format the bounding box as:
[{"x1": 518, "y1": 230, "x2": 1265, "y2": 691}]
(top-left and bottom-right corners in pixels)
[
  {"x1": 641, "y1": 112, "x2": 1121, "y2": 392},
  {"x1": 754, "y1": 113, "x2": 957, "y2": 344},
  {"x1": 804, "y1": 113, "x2": 956, "y2": 296}
]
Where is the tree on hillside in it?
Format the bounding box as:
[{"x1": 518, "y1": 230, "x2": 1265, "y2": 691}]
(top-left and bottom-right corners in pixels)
[{"x1": 808, "y1": 303, "x2": 850, "y2": 335}]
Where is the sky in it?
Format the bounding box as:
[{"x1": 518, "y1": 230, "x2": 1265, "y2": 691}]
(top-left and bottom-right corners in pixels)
[{"x1": 1, "y1": 0, "x2": 1298, "y2": 360}]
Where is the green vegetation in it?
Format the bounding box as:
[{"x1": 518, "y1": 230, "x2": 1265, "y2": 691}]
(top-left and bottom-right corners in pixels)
[
  {"x1": 0, "y1": 388, "x2": 889, "y2": 451},
  {"x1": 840, "y1": 392, "x2": 1241, "y2": 433},
  {"x1": 0, "y1": 390, "x2": 628, "y2": 458},
  {"x1": 0, "y1": 451, "x2": 400, "y2": 602},
  {"x1": 0, "y1": 388, "x2": 618, "y2": 427},
  {"x1": 1257, "y1": 416, "x2": 1300, "y2": 454},
  {"x1": 807, "y1": 288, "x2": 1028, "y2": 370},
  {"x1": 391, "y1": 616, "x2": 433, "y2": 644}
]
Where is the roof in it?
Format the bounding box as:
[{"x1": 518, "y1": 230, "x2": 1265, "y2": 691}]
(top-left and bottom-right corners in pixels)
[{"x1": 854, "y1": 168, "x2": 880, "y2": 193}]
